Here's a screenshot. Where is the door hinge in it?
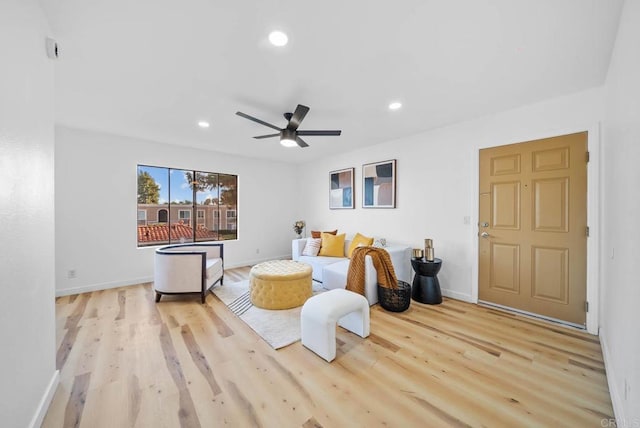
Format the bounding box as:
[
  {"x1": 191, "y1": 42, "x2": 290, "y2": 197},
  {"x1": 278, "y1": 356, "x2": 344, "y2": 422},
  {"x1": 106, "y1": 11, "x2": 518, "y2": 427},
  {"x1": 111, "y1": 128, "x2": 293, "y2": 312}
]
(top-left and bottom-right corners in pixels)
[
  {"x1": 585, "y1": 301, "x2": 589, "y2": 313},
  {"x1": 586, "y1": 151, "x2": 590, "y2": 163},
  {"x1": 586, "y1": 226, "x2": 590, "y2": 237}
]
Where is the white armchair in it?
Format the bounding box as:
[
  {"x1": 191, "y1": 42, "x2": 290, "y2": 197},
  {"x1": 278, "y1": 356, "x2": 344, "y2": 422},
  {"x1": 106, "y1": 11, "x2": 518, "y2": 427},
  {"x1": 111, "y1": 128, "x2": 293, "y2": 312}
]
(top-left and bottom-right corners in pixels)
[{"x1": 154, "y1": 243, "x2": 224, "y2": 303}]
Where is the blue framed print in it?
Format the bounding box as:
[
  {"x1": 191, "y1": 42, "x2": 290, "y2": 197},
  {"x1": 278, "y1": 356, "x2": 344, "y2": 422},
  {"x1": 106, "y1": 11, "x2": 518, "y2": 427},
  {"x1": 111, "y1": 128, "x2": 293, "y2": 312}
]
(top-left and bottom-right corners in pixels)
[
  {"x1": 329, "y1": 167, "x2": 355, "y2": 209},
  {"x1": 362, "y1": 159, "x2": 396, "y2": 208}
]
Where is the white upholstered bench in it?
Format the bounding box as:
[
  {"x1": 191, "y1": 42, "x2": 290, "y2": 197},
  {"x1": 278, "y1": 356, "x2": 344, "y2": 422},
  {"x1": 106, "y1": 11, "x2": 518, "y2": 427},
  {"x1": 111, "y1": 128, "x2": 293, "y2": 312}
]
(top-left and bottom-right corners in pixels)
[{"x1": 300, "y1": 289, "x2": 370, "y2": 362}]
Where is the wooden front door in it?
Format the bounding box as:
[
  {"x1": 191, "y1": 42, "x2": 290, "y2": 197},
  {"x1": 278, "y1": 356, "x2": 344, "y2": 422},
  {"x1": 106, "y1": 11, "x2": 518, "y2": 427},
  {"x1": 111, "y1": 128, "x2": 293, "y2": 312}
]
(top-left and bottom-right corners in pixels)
[{"x1": 478, "y1": 132, "x2": 588, "y2": 326}]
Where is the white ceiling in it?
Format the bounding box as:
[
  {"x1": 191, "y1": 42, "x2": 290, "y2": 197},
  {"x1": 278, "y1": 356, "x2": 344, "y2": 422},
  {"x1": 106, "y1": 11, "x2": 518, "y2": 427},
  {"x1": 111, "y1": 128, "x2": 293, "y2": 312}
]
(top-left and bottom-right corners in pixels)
[{"x1": 40, "y1": 0, "x2": 624, "y2": 164}]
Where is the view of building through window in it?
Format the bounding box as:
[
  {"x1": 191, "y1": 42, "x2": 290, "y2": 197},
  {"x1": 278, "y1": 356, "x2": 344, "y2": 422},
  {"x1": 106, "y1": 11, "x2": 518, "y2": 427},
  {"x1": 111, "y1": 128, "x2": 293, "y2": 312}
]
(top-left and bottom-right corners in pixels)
[{"x1": 137, "y1": 165, "x2": 238, "y2": 247}]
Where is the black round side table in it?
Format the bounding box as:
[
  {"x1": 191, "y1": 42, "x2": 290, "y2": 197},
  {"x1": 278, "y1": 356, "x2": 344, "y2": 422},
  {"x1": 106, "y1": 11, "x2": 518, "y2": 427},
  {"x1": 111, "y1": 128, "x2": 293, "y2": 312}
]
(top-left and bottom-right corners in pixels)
[{"x1": 411, "y1": 258, "x2": 443, "y2": 304}]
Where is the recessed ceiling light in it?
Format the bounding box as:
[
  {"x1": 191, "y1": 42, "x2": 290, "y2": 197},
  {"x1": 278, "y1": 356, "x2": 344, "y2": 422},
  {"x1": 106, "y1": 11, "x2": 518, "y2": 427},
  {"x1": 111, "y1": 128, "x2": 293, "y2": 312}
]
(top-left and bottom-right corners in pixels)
[
  {"x1": 388, "y1": 102, "x2": 402, "y2": 110},
  {"x1": 269, "y1": 31, "x2": 288, "y2": 47},
  {"x1": 198, "y1": 121, "x2": 210, "y2": 128}
]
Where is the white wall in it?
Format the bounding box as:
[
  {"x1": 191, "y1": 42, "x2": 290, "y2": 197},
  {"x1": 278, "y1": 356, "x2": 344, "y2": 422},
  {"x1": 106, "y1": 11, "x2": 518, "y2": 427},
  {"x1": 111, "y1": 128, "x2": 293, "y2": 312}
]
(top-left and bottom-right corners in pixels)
[
  {"x1": 55, "y1": 127, "x2": 299, "y2": 295},
  {"x1": 601, "y1": 0, "x2": 640, "y2": 423},
  {"x1": 0, "y1": 1, "x2": 58, "y2": 427},
  {"x1": 297, "y1": 87, "x2": 603, "y2": 306}
]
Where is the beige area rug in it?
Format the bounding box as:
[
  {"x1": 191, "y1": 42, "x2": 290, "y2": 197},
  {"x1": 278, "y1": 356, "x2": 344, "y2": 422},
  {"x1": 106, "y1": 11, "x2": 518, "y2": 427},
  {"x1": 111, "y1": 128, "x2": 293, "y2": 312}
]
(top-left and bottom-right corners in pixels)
[{"x1": 212, "y1": 280, "x2": 325, "y2": 349}]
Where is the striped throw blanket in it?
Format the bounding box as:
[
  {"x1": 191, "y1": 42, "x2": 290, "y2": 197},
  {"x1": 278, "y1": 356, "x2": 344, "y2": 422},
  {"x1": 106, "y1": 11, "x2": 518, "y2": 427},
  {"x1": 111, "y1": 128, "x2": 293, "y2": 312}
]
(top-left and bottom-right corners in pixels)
[{"x1": 346, "y1": 247, "x2": 398, "y2": 297}]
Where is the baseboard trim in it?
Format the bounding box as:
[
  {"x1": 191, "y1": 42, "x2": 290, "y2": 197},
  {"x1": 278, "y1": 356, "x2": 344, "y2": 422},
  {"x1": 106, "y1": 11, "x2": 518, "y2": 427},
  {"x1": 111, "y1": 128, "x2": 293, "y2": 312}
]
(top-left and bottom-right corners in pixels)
[
  {"x1": 600, "y1": 330, "x2": 623, "y2": 424},
  {"x1": 28, "y1": 370, "x2": 59, "y2": 428},
  {"x1": 55, "y1": 255, "x2": 291, "y2": 297},
  {"x1": 56, "y1": 276, "x2": 154, "y2": 297},
  {"x1": 441, "y1": 288, "x2": 473, "y2": 303}
]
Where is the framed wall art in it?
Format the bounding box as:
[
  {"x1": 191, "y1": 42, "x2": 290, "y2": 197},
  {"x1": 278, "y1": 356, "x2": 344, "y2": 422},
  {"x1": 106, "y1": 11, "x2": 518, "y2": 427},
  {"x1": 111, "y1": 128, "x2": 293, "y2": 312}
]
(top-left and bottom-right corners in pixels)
[
  {"x1": 329, "y1": 167, "x2": 355, "y2": 209},
  {"x1": 362, "y1": 159, "x2": 396, "y2": 208}
]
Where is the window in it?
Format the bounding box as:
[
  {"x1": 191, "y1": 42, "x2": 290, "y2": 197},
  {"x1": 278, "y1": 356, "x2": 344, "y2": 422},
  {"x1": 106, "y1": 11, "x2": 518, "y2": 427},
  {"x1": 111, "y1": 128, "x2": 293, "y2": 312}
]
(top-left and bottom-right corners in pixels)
[
  {"x1": 158, "y1": 209, "x2": 168, "y2": 223},
  {"x1": 137, "y1": 210, "x2": 147, "y2": 226},
  {"x1": 178, "y1": 210, "x2": 191, "y2": 225},
  {"x1": 137, "y1": 165, "x2": 238, "y2": 247}
]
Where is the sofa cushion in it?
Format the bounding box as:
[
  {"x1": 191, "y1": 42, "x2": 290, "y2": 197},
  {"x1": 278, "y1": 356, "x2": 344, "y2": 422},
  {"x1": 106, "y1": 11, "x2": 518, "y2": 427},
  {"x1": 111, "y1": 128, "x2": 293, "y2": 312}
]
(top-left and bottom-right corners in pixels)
[
  {"x1": 323, "y1": 259, "x2": 379, "y2": 305},
  {"x1": 321, "y1": 259, "x2": 350, "y2": 290},
  {"x1": 205, "y1": 258, "x2": 223, "y2": 281},
  {"x1": 319, "y1": 232, "x2": 346, "y2": 257},
  {"x1": 347, "y1": 232, "x2": 374, "y2": 258},
  {"x1": 298, "y1": 255, "x2": 346, "y2": 282},
  {"x1": 301, "y1": 238, "x2": 322, "y2": 256}
]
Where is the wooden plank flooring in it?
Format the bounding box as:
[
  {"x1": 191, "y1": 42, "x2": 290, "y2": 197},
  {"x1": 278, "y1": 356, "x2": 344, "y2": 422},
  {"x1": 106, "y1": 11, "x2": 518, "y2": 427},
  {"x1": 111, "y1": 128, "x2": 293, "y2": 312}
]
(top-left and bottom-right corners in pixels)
[{"x1": 43, "y1": 266, "x2": 613, "y2": 427}]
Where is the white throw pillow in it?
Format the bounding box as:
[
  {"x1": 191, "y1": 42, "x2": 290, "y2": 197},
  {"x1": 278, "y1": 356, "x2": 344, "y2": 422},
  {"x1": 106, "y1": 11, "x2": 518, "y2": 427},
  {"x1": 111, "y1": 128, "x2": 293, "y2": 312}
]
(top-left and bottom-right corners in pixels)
[
  {"x1": 373, "y1": 237, "x2": 387, "y2": 248},
  {"x1": 301, "y1": 238, "x2": 322, "y2": 257}
]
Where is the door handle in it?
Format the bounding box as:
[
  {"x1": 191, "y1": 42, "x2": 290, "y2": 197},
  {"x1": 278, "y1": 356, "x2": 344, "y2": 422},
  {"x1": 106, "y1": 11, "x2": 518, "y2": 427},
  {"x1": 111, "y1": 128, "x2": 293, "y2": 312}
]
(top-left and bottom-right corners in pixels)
[{"x1": 480, "y1": 232, "x2": 490, "y2": 238}]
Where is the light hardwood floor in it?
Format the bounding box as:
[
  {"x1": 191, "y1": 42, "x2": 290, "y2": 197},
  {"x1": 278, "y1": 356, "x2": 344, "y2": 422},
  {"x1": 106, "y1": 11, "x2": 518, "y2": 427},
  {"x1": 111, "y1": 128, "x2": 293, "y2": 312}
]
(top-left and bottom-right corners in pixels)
[{"x1": 44, "y1": 266, "x2": 613, "y2": 427}]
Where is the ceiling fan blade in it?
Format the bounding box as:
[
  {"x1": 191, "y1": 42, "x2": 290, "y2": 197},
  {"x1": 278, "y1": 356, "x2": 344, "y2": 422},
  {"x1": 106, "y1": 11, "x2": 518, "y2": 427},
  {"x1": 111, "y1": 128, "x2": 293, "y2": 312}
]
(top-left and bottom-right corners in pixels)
[
  {"x1": 296, "y1": 130, "x2": 342, "y2": 136},
  {"x1": 287, "y1": 104, "x2": 310, "y2": 131},
  {"x1": 295, "y1": 136, "x2": 309, "y2": 148},
  {"x1": 235, "y1": 111, "x2": 281, "y2": 131},
  {"x1": 253, "y1": 133, "x2": 280, "y2": 139}
]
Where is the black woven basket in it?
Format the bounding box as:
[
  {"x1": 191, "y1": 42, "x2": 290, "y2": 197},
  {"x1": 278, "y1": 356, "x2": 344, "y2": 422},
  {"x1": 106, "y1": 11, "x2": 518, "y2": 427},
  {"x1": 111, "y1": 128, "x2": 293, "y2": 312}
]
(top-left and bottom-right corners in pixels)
[{"x1": 378, "y1": 280, "x2": 411, "y2": 312}]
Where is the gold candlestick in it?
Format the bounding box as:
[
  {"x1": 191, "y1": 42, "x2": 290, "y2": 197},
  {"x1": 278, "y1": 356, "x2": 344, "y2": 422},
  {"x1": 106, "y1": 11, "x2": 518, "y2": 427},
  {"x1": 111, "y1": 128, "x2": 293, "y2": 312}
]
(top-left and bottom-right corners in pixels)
[
  {"x1": 425, "y1": 247, "x2": 435, "y2": 261},
  {"x1": 424, "y1": 238, "x2": 434, "y2": 261}
]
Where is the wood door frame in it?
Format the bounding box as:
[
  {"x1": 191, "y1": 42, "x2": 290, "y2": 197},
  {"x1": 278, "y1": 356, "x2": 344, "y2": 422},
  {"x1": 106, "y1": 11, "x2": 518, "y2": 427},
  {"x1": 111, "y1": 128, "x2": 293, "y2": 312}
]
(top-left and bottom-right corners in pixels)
[{"x1": 470, "y1": 124, "x2": 601, "y2": 335}]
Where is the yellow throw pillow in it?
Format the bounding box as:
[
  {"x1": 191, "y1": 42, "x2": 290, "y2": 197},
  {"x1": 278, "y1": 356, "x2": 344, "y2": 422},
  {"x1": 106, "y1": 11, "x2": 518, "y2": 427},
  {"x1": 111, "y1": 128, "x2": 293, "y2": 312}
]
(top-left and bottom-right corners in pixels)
[
  {"x1": 347, "y1": 233, "x2": 374, "y2": 258},
  {"x1": 318, "y1": 232, "x2": 346, "y2": 257}
]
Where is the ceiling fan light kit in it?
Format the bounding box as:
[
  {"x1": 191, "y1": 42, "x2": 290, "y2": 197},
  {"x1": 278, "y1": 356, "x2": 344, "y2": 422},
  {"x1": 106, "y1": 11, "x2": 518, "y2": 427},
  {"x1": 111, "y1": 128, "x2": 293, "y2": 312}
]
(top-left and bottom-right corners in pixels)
[
  {"x1": 280, "y1": 129, "x2": 297, "y2": 147},
  {"x1": 268, "y1": 30, "x2": 288, "y2": 47},
  {"x1": 236, "y1": 104, "x2": 342, "y2": 148}
]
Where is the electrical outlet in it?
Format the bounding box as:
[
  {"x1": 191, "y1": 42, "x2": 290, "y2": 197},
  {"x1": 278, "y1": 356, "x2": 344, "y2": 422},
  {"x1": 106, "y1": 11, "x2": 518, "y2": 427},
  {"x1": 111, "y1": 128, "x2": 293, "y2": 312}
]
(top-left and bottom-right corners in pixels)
[
  {"x1": 463, "y1": 216, "x2": 470, "y2": 225},
  {"x1": 256, "y1": 248, "x2": 260, "y2": 254},
  {"x1": 67, "y1": 269, "x2": 76, "y2": 279}
]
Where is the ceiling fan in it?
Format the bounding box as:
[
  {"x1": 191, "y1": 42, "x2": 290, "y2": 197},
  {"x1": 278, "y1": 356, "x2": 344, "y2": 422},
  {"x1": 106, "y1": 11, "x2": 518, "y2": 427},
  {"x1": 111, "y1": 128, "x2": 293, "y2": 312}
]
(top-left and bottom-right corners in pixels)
[{"x1": 235, "y1": 104, "x2": 341, "y2": 148}]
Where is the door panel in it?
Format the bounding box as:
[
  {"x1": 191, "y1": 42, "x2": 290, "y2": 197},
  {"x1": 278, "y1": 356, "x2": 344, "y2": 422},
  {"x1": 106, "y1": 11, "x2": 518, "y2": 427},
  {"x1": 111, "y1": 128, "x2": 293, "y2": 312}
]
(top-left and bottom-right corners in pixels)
[
  {"x1": 532, "y1": 178, "x2": 569, "y2": 232},
  {"x1": 479, "y1": 132, "x2": 587, "y2": 325},
  {"x1": 491, "y1": 154, "x2": 521, "y2": 175},
  {"x1": 491, "y1": 182, "x2": 521, "y2": 229},
  {"x1": 531, "y1": 246, "x2": 569, "y2": 304},
  {"x1": 490, "y1": 243, "x2": 520, "y2": 293},
  {"x1": 532, "y1": 147, "x2": 570, "y2": 172}
]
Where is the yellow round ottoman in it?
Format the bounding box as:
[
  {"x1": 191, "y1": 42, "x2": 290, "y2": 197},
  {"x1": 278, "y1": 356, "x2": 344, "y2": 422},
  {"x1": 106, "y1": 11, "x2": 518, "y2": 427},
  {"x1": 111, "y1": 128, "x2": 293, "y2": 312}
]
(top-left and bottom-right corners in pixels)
[{"x1": 249, "y1": 260, "x2": 313, "y2": 309}]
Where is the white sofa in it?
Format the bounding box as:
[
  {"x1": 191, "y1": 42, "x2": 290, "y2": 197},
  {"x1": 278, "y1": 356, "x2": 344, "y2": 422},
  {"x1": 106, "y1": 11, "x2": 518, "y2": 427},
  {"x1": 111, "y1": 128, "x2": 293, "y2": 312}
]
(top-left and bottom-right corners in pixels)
[
  {"x1": 292, "y1": 238, "x2": 411, "y2": 305},
  {"x1": 154, "y1": 243, "x2": 224, "y2": 303}
]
